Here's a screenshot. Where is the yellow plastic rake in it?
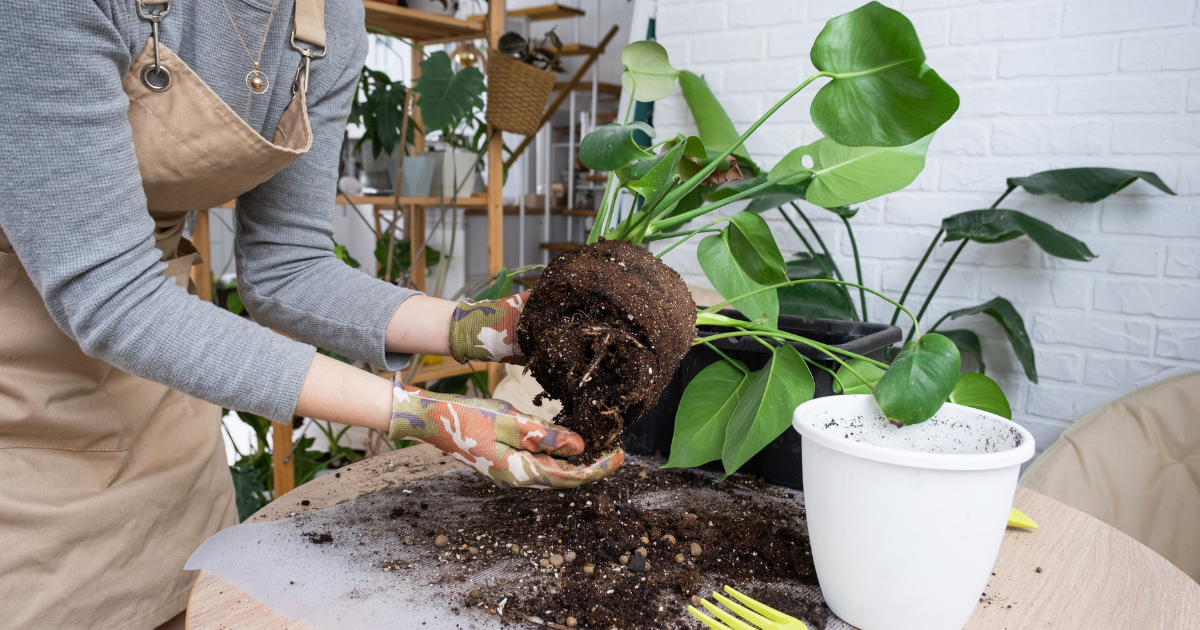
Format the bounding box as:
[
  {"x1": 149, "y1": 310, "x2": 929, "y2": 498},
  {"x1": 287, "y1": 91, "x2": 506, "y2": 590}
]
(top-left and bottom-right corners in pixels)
[{"x1": 688, "y1": 585, "x2": 808, "y2": 630}]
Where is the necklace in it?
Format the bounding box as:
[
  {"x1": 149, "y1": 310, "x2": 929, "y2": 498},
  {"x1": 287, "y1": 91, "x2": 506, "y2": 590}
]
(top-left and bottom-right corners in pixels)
[{"x1": 220, "y1": 0, "x2": 281, "y2": 95}]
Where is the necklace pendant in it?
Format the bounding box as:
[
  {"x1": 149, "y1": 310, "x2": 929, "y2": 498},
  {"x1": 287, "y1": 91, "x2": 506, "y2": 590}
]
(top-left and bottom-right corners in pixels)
[{"x1": 246, "y1": 69, "x2": 269, "y2": 94}]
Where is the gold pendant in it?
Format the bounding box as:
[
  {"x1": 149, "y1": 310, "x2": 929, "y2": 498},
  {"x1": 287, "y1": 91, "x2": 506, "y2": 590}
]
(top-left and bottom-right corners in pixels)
[{"x1": 246, "y1": 69, "x2": 269, "y2": 95}]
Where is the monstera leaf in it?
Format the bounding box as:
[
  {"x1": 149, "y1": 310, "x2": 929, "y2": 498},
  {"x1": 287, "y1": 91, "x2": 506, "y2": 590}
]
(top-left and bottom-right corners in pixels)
[
  {"x1": 698, "y1": 234, "x2": 778, "y2": 328},
  {"x1": 873, "y1": 333, "x2": 961, "y2": 425},
  {"x1": 809, "y1": 2, "x2": 958, "y2": 147},
  {"x1": 621, "y1": 41, "x2": 680, "y2": 102},
  {"x1": 412, "y1": 51, "x2": 485, "y2": 133},
  {"x1": 580, "y1": 123, "x2": 656, "y2": 172},
  {"x1": 770, "y1": 135, "x2": 932, "y2": 208},
  {"x1": 942, "y1": 209, "x2": 1096, "y2": 262},
  {"x1": 778, "y1": 254, "x2": 859, "y2": 322},
  {"x1": 943, "y1": 298, "x2": 1036, "y2": 383},
  {"x1": 1008, "y1": 168, "x2": 1174, "y2": 203}
]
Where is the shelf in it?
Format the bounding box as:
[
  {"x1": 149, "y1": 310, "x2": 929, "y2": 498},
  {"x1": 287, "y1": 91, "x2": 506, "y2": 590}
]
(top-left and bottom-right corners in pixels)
[
  {"x1": 342, "y1": 194, "x2": 490, "y2": 208},
  {"x1": 563, "y1": 209, "x2": 597, "y2": 217},
  {"x1": 363, "y1": 1, "x2": 484, "y2": 44},
  {"x1": 554, "y1": 44, "x2": 598, "y2": 57},
  {"x1": 539, "y1": 242, "x2": 582, "y2": 250},
  {"x1": 554, "y1": 81, "x2": 622, "y2": 96},
  {"x1": 509, "y1": 3, "x2": 585, "y2": 21}
]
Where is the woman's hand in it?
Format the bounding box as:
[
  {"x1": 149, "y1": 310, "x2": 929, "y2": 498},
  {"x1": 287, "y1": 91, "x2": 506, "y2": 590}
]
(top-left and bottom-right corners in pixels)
[
  {"x1": 448, "y1": 290, "x2": 531, "y2": 365},
  {"x1": 388, "y1": 381, "x2": 623, "y2": 489}
]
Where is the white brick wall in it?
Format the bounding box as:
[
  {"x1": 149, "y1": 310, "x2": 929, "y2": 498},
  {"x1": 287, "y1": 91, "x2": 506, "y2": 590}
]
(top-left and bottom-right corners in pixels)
[{"x1": 649, "y1": 0, "x2": 1200, "y2": 455}]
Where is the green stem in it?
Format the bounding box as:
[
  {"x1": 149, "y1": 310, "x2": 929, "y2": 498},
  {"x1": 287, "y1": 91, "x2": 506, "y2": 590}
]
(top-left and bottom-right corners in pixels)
[
  {"x1": 649, "y1": 173, "x2": 793, "y2": 234},
  {"x1": 655, "y1": 218, "x2": 731, "y2": 258},
  {"x1": 928, "y1": 312, "x2": 952, "y2": 333},
  {"x1": 907, "y1": 239, "x2": 968, "y2": 343},
  {"x1": 889, "y1": 228, "x2": 943, "y2": 327},
  {"x1": 643, "y1": 229, "x2": 722, "y2": 242},
  {"x1": 777, "y1": 207, "x2": 828, "y2": 275},
  {"x1": 702, "y1": 342, "x2": 749, "y2": 375},
  {"x1": 789, "y1": 203, "x2": 843, "y2": 281},
  {"x1": 802, "y1": 355, "x2": 839, "y2": 379},
  {"x1": 991, "y1": 185, "x2": 1016, "y2": 210},
  {"x1": 700, "y1": 278, "x2": 922, "y2": 340},
  {"x1": 648, "y1": 72, "x2": 828, "y2": 227},
  {"x1": 696, "y1": 329, "x2": 874, "y2": 384},
  {"x1": 841, "y1": 215, "x2": 866, "y2": 321}
]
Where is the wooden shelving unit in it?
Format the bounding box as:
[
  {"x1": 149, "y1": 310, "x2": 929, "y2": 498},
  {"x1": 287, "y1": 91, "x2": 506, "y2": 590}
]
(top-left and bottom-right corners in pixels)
[
  {"x1": 363, "y1": 1, "x2": 483, "y2": 43},
  {"x1": 555, "y1": 43, "x2": 598, "y2": 57},
  {"x1": 508, "y1": 3, "x2": 586, "y2": 21},
  {"x1": 554, "y1": 80, "x2": 622, "y2": 96}
]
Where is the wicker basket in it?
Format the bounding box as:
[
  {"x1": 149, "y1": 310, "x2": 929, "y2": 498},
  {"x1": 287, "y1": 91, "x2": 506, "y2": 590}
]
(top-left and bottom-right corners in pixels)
[{"x1": 485, "y1": 54, "x2": 556, "y2": 136}]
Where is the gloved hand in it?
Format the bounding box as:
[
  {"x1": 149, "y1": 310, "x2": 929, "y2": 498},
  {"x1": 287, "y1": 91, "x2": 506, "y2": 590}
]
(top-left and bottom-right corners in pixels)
[
  {"x1": 448, "y1": 290, "x2": 530, "y2": 365},
  {"x1": 388, "y1": 379, "x2": 624, "y2": 489}
]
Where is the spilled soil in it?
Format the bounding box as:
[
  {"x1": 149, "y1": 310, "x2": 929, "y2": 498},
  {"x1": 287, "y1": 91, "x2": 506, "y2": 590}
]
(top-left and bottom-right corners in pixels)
[{"x1": 517, "y1": 239, "x2": 696, "y2": 453}]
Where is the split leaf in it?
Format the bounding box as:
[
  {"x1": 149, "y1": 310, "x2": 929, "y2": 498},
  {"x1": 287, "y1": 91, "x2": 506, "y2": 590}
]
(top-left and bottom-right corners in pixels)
[
  {"x1": 725, "y1": 211, "x2": 788, "y2": 285},
  {"x1": 621, "y1": 41, "x2": 680, "y2": 102},
  {"x1": 723, "y1": 344, "x2": 814, "y2": 474},
  {"x1": 943, "y1": 297, "x2": 1035, "y2": 382},
  {"x1": 809, "y1": 1, "x2": 958, "y2": 147},
  {"x1": 580, "y1": 122, "x2": 656, "y2": 172},
  {"x1": 664, "y1": 359, "x2": 752, "y2": 469},
  {"x1": 412, "y1": 51, "x2": 486, "y2": 133},
  {"x1": 698, "y1": 234, "x2": 779, "y2": 328},
  {"x1": 1008, "y1": 167, "x2": 1175, "y2": 203},
  {"x1": 942, "y1": 209, "x2": 1096, "y2": 262},
  {"x1": 832, "y1": 358, "x2": 885, "y2": 395},
  {"x1": 873, "y1": 333, "x2": 960, "y2": 425},
  {"x1": 948, "y1": 372, "x2": 1011, "y2": 420},
  {"x1": 769, "y1": 135, "x2": 932, "y2": 208},
  {"x1": 936, "y1": 328, "x2": 985, "y2": 374}
]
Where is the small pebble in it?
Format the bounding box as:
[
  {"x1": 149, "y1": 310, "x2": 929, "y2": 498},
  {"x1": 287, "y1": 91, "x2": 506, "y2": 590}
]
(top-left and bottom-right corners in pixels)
[
  {"x1": 627, "y1": 553, "x2": 647, "y2": 572},
  {"x1": 690, "y1": 543, "x2": 702, "y2": 557},
  {"x1": 564, "y1": 551, "x2": 577, "y2": 563},
  {"x1": 468, "y1": 589, "x2": 482, "y2": 599},
  {"x1": 300, "y1": 500, "x2": 310, "y2": 506},
  {"x1": 638, "y1": 471, "x2": 647, "y2": 479},
  {"x1": 583, "y1": 564, "x2": 595, "y2": 574},
  {"x1": 371, "y1": 530, "x2": 380, "y2": 537},
  {"x1": 640, "y1": 536, "x2": 650, "y2": 545},
  {"x1": 403, "y1": 536, "x2": 414, "y2": 545},
  {"x1": 511, "y1": 544, "x2": 521, "y2": 554},
  {"x1": 434, "y1": 535, "x2": 449, "y2": 548},
  {"x1": 662, "y1": 535, "x2": 676, "y2": 544},
  {"x1": 567, "y1": 617, "x2": 578, "y2": 627},
  {"x1": 469, "y1": 547, "x2": 479, "y2": 556},
  {"x1": 636, "y1": 547, "x2": 648, "y2": 557},
  {"x1": 675, "y1": 554, "x2": 686, "y2": 564},
  {"x1": 618, "y1": 555, "x2": 629, "y2": 566},
  {"x1": 540, "y1": 559, "x2": 550, "y2": 568},
  {"x1": 691, "y1": 596, "x2": 703, "y2": 607},
  {"x1": 1035, "y1": 567, "x2": 1043, "y2": 573},
  {"x1": 550, "y1": 554, "x2": 564, "y2": 567}
]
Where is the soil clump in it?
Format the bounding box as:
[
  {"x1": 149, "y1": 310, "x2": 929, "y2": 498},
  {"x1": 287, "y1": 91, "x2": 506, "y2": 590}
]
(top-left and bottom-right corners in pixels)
[{"x1": 518, "y1": 239, "x2": 696, "y2": 452}]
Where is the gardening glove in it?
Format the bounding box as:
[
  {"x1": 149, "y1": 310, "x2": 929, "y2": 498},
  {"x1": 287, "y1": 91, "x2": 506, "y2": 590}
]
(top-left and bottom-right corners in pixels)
[
  {"x1": 388, "y1": 379, "x2": 624, "y2": 489},
  {"x1": 448, "y1": 290, "x2": 530, "y2": 365}
]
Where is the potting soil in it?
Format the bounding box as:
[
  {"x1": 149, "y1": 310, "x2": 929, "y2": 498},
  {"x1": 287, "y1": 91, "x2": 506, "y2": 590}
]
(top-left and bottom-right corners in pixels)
[{"x1": 186, "y1": 457, "x2": 851, "y2": 630}]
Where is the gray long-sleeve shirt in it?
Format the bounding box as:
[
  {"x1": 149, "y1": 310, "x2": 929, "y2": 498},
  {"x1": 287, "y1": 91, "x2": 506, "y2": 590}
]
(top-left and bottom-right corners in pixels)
[{"x1": 0, "y1": 1, "x2": 418, "y2": 421}]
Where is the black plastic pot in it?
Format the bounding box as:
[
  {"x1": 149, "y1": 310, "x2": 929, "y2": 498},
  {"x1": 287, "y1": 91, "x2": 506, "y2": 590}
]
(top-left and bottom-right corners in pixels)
[{"x1": 619, "y1": 311, "x2": 901, "y2": 489}]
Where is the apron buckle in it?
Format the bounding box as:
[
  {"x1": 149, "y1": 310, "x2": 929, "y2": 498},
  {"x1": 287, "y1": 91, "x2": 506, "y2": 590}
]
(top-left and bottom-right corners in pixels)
[
  {"x1": 136, "y1": 1, "x2": 172, "y2": 92},
  {"x1": 290, "y1": 32, "x2": 327, "y2": 96}
]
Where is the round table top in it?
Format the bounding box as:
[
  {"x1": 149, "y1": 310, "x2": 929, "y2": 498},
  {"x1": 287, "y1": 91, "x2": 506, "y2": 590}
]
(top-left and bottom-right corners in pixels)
[{"x1": 188, "y1": 443, "x2": 1200, "y2": 630}]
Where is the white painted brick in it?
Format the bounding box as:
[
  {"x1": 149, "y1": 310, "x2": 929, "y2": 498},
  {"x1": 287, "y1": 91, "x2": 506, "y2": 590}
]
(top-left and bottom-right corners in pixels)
[
  {"x1": 660, "y1": 40, "x2": 690, "y2": 67},
  {"x1": 910, "y1": 11, "x2": 950, "y2": 47},
  {"x1": 1177, "y1": 161, "x2": 1200, "y2": 194},
  {"x1": 925, "y1": 48, "x2": 997, "y2": 83},
  {"x1": 930, "y1": 121, "x2": 991, "y2": 155},
  {"x1": 949, "y1": 4, "x2": 1059, "y2": 45},
  {"x1": 657, "y1": 5, "x2": 727, "y2": 37},
  {"x1": 1119, "y1": 32, "x2": 1200, "y2": 72},
  {"x1": 999, "y1": 40, "x2": 1116, "y2": 78},
  {"x1": 1014, "y1": 416, "x2": 1071, "y2": 451},
  {"x1": 1057, "y1": 78, "x2": 1186, "y2": 114},
  {"x1": 744, "y1": 128, "x2": 803, "y2": 159},
  {"x1": 992, "y1": 120, "x2": 1108, "y2": 155},
  {"x1": 727, "y1": 0, "x2": 802, "y2": 28},
  {"x1": 1166, "y1": 244, "x2": 1200, "y2": 278},
  {"x1": 982, "y1": 272, "x2": 1089, "y2": 309},
  {"x1": 1036, "y1": 348, "x2": 1084, "y2": 382},
  {"x1": 1046, "y1": 239, "x2": 1162, "y2": 277},
  {"x1": 1062, "y1": 0, "x2": 1192, "y2": 36},
  {"x1": 956, "y1": 83, "x2": 1056, "y2": 117},
  {"x1": 1189, "y1": 76, "x2": 1200, "y2": 111},
  {"x1": 1156, "y1": 326, "x2": 1200, "y2": 360},
  {"x1": 886, "y1": 193, "x2": 988, "y2": 225},
  {"x1": 1094, "y1": 280, "x2": 1200, "y2": 318},
  {"x1": 1111, "y1": 120, "x2": 1200, "y2": 154},
  {"x1": 879, "y1": 264, "x2": 980, "y2": 299},
  {"x1": 1033, "y1": 313, "x2": 1153, "y2": 354},
  {"x1": 1026, "y1": 385, "x2": 1112, "y2": 421},
  {"x1": 766, "y1": 23, "x2": 825, "y2": 60},
  {"x1": 691, "y1": 32, "x2": 764, "y2": 64},
  {"x1": 808, "y1": 0, "x2": 893, "y2": 23},
  {"x1": 845, "y1": 227, "x2": 943, "y2": 259},
  {"x1": 1083, "y1": 355, "x2": 1194, "y2": 389},
  {"x1": 939, "y1": 159, "x2": 1027, "y2": 192},
  {"x1": 902, "y1": 0, "x2": 984, "y2": 10},
  {"x1": 1101, "y1": 199, "x2": 1200, "y2": 236},
  {"x1": 723, "y1": 64, "x2": 804, "y2": 93}
]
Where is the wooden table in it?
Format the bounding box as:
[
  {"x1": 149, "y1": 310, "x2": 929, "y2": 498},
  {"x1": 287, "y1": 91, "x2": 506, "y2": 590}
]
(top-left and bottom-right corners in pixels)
[{"x1": 187, "y1": 444, "x2": 1200, "y2": 630}]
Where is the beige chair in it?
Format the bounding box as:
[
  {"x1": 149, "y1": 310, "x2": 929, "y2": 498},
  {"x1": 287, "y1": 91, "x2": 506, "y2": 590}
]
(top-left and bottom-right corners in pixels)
[{"x1": 1021, "y1": 370, "x2": 1200, "y2": 583}]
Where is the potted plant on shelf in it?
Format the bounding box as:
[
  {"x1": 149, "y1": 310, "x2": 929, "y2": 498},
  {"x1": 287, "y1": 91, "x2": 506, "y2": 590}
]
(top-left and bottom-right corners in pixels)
[
  {"x1": 403, "y1": 0, "x2": 458, "y2": 17},
  {"x1": 411, "y1": 49, "x2": 488, "y2": 199},
  {"x1": 485, "y1": 30, "x2": 562, "y2": 136},
  {"x1": 349, "y1": 67, "x2": 436, "y2": 196}
]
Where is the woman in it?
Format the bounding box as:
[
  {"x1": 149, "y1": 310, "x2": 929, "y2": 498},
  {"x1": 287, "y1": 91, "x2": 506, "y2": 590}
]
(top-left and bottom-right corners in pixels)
[{"x1": 0, "y1": 2, "x2": 620, "y2": 628}]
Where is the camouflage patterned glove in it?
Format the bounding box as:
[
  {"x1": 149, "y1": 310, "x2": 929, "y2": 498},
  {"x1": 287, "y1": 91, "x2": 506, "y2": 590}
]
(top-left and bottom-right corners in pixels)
[
  {"x1": 448, "y1": 290, "x2": 530, "y2": 365},
  {"x1": 388, "y1": 379, "x2": 624, "y2": 489}
]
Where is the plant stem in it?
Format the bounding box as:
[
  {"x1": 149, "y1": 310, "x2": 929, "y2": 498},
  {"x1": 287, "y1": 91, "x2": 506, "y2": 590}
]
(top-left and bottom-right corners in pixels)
[
  {"x1": 927, "y1": 312, "x2": 952, "y2": 333},
  {"x1": 889, "y1": 228, "x2": 944, "y2": 327},
  {"x1": 696, "y1": 329, "x2": 873, "y2": 384},
  {"x1": 789, "y1": 203, "x2": 843, "y2": 281},
  {"x1": 802, "y1": 355, "x2": 839, "y2": 379},
  {"x1": 647, "y1": 72, "x2": 828, "y2": 227},
  {"x1": 841, "y1": 215, "x2": 866, "y2": 321},
  {"x1": 991, "y1": 185, "x2": 1016, "y2": 209},
  {"x1": 907, "y1": 238, "x2": 968, "y2": 343},
  {"x1": 655, "y1": 218, "x2": 731, "y2": 258},
  {"x1": 700, "y1": 278, "x2": 923, "y2": 340},
  {"x1": 777, "y1": 207, "x2": 828, "y2": 275},
  {"x1": 587, "y1": 173, "x2": 621, "y2": 244},
  {"x1": 643, "y1": 229, "x2": 722, "y2": 242},
  {"x1": 649, "y1": 173, "x2": 793, "y2": 234},
  {"x1": 702, "y1": 342, "x2": 749, "y2": 375}
]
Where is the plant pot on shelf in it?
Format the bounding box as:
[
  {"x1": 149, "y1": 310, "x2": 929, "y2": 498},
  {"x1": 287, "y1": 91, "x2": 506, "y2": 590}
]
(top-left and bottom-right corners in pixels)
[
  {"x1": 426, "y1": 150, "x2": 479, "y2": 200},
  {"x1": 404, "y1": 0, "x2": 458, "y2": 16},
  {"x1": 359, "y1": 142, "x2": 436, "y2": 197},
  {"x1": 793, "y1": 395, "x2": 1034, "y2": 630},
  {"x1": 484, "y1": 53, "x2": 556, "y2": 137},
  {"x1": 620, "y1": 311, "x2": 902, "y2": 489}
]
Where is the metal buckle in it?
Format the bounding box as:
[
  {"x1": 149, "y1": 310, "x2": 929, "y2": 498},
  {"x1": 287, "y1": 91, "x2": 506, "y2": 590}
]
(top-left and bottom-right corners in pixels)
[
  {"x1": 290, "y1": 31, "x2": 328, "y2": 60},
  {"x1": 136, "y1": 1, "x2": 172, "y2": 91},
  {"x1": 290, "y1": 31, "x2": 328, "y2": 96}
]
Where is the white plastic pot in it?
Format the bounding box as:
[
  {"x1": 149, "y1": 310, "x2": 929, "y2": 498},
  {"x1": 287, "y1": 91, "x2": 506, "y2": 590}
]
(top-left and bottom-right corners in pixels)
[
  {"x1": 426, "y1": 150, "x2": 478, "y2": 199},
  {"x1": 792, "y1": 395, "x2": 1035, "y2": 630}
]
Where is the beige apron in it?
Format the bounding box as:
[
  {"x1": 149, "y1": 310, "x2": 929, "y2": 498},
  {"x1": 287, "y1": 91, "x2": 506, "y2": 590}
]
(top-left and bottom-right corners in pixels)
[{"x1": 0, "y1": 1, "x2": 325, "y2": 627}]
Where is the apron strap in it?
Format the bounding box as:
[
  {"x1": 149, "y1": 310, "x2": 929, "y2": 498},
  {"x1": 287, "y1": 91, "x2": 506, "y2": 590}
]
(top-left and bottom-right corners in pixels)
[{"x1": 293, "y1": 0, "x2": 326, "y2": 49}]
